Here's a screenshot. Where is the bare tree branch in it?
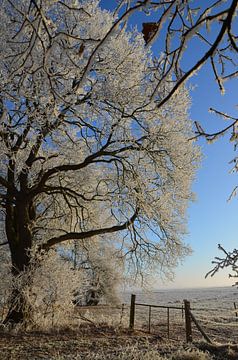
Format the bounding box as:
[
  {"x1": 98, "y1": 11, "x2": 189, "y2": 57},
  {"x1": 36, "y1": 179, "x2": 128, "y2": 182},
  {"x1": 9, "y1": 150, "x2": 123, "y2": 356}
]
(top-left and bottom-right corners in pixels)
[
  {"x1": 155, "y1": 0, "x2": 238, "y2": 107},
  {"x1": 41, "y1": 208, "x2": 139, "y2": 251},
  {"x1": 206, "y1": 244, "x2": 238, "y2": 282}
]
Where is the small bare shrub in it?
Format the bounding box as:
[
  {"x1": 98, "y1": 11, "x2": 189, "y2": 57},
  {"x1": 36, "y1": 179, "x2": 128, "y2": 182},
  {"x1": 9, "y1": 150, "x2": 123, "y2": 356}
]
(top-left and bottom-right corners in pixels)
[
  {"x1": 0, "y1": 247, "x2": 12, "y2": 322},
  {"x1": 0, "y1": 249, "x2": 83, "y2": 330},
  {"x1": 25, "y1": 250, "x2": 82, "y2": 329}
]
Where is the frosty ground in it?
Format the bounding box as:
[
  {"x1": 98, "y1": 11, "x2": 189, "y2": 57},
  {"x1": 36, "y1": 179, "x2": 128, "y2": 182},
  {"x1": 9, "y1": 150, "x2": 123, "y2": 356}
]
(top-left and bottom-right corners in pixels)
[
  {"x1": 1, "y1": 295, "x2": 238, "y2": 360},
  {"x1": 1, "y1": 322, "x2": 238, "y2": 360},
  {"x1": 1, "y1": 287, "x2": 238, "y2": 359}
]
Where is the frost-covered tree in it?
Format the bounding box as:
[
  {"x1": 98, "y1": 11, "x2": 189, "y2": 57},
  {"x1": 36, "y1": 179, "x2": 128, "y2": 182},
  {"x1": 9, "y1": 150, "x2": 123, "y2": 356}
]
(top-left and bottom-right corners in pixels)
[
  {"x1": 0, "y1": 0, "x2": 199, "y2": 324},
  {"x1": 206, "y1": 244, "x2": 238, "y2": 286},
  {"x1": 72, "y1": 237, "x2": 123, "y2": 306},
  {"x1": 111, "y1": 1, "x2": 237, "y2": 116},
  {"x1": 103, "y1": 1, "x2": 238, "y2": 148}
]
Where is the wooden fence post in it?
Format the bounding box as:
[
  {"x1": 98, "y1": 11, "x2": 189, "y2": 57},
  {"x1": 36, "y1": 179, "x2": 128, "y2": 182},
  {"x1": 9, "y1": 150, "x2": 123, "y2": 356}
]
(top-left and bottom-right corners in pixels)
[
  {"x1": 148, "y1": 305, "x2": 151, "y2": 333},
  {"x1": 189, "y1": 311, "x2": 212, "y2": 343},
  {"x1": 234, "y1": 302, "x2": 238, "y2": 321},
  {"x1": 129, "y1": 294, "x2": 136, "y2": 330},
  {"x1": 167, "y1": 307, "x2": 170, "y2": 339},
  {"x1": 184, "y1": 300, "x2": 192, "y2": 342}
]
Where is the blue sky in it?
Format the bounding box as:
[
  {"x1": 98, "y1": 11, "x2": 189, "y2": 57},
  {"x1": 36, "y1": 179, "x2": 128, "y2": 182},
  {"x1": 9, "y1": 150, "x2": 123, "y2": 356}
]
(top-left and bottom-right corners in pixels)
[
  {"x1": 100, "y1": 1, "x2": 238, "y2": 288},
  {"x1": 175, "y1": 66, "x2": 238, "y2": 289}
]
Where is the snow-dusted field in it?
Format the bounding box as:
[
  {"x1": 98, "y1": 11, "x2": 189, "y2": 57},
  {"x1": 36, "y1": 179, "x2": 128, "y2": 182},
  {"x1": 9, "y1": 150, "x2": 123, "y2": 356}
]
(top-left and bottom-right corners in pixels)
[{"x1": 121, "y1": 287, "x2": 238, "y2": 343}]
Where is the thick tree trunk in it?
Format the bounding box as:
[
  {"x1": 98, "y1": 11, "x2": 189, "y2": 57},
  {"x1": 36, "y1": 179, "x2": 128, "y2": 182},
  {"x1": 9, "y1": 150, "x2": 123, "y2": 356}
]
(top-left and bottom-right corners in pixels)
[
  {"x1": 3, "y1": 246, "x2": 32, "y2": 325},
  {"x1": 4, "y1": 197, "x2": 34, "y2": 325},
  {"x1": 3, "y1": 248, "x2": 32, "y2": 325},
  {"x1": 3, "y1": 289, "x2": 29, "y2": 325}
]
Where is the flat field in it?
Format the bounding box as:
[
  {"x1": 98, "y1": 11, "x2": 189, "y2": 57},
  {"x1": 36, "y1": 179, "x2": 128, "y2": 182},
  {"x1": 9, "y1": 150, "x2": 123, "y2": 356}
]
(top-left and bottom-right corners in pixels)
[{"x1": 125, "y1": 287, "x2": 238, "y2": 343}]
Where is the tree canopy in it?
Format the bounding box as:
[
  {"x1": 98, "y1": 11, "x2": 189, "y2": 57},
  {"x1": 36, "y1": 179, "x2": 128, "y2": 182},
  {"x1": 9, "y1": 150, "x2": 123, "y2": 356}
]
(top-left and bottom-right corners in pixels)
[
  {"x1": 0, "y1": 0, "x2": 200, "y2": 324},
  {"x1": 106, "y1": 0, "x2": 238, "y2": 140},
  {"x1": 102, "y1": 0, "x2": 238, "y2": 284}
]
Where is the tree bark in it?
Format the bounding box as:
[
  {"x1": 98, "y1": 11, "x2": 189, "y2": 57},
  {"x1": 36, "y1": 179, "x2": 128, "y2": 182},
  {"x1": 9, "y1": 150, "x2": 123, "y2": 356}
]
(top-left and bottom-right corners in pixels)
[
  {"x1": 3, "y1": 289, "x2": 29, "y2": 325},
  {"x1": 4, "y1": 196, "x2": 34, "y2": 325}
]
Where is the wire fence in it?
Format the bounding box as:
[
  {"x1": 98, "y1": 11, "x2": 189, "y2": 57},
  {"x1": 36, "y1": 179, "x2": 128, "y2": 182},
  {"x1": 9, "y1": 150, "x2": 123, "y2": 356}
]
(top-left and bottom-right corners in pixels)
[
  {"x1": 128, "y1": 294, "x2": 238, "y2": 344},
  {"x1": 190, "y1": 303, "x2": 238, "y2": 343}
]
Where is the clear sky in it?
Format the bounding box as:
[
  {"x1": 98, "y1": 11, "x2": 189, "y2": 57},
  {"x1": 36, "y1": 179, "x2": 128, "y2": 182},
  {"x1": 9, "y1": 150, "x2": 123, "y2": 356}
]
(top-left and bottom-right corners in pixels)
[
  {"x1": 100, "y1": 0, "x2": 238, "y2": 288},
  {"x1": 173, "y1": 67, "x2": 238, "y2": 289}
]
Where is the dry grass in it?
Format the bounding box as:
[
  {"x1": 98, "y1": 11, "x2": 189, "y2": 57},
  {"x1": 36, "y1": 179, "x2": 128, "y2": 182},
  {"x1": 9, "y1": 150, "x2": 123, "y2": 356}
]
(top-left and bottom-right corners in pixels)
[
  {"x1": 1, "y1": 323, "x2": 237, "y2": 360},
  {"x1": 0, "y1": 325, "x2": 167, "y2": 360},
  {"x1": 1, "y1": 305, "x2": 238, "y2": 359}
]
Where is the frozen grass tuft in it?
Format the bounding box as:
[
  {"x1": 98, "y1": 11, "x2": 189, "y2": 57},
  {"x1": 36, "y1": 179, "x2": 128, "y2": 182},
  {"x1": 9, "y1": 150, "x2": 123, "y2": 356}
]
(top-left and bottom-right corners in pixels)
[{"x1": 168, "y1": 348, "x2": 211, "y2": 360}]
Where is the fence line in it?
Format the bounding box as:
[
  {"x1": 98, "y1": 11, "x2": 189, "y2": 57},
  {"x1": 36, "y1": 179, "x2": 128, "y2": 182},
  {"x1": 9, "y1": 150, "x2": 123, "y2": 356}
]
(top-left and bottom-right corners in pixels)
[
  {"x1": 190, "y1": 306, "x2": 232, "y2": 312},
  {"x1": 129, "y1": 294, "x2": 185, "y2": 340},
  {"x1": 128, "y1": 294, "x2": 238, "y2": 343},
  {"x1": 135, "y1": 303, "x2": 184, "y2": 310}
]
